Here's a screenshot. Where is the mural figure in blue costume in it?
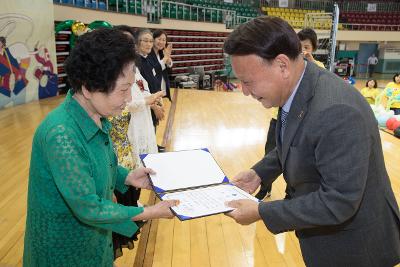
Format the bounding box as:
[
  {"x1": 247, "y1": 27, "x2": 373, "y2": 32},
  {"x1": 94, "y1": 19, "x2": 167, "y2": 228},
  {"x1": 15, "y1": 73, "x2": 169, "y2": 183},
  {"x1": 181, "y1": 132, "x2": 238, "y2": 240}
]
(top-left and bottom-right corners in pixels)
[
  {"x1": 0, "y1": 36, "x2": 27, "y2": 97},
  {"x1": 33, "y1": 43, "x2": 58, "y2": 99}
]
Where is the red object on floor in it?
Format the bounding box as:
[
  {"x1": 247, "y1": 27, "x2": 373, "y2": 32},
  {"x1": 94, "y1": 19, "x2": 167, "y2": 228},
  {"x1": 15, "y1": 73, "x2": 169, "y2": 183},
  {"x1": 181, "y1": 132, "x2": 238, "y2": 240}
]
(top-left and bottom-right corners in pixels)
[{"x1": 386, "y1": 117, "x2": 398, "y2": 130}]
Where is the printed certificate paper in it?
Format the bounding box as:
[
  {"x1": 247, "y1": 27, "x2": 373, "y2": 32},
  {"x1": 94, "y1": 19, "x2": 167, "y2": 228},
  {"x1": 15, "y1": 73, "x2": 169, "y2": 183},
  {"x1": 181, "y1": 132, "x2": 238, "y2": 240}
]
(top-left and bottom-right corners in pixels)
[
  {"x1": 140, "y1": 149, "x2": 259, "y2": 220},
  {"x1": 163, "y1": 184, "x2": 257, "y2": 219}
]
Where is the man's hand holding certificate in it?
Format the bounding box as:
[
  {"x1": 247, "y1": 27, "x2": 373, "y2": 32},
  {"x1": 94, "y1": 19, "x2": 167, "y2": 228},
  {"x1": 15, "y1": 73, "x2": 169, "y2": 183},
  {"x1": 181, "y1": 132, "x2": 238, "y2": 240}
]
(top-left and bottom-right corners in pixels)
[
  {"x1": 224, "y1": 169, "x2": 263, "y2": 224},
  {"x1": 224, "y1": 199, "x2": 261, "y2": 225},
  {"x1": 140, "y1": 149, "x2": 259, "y2": 220}
]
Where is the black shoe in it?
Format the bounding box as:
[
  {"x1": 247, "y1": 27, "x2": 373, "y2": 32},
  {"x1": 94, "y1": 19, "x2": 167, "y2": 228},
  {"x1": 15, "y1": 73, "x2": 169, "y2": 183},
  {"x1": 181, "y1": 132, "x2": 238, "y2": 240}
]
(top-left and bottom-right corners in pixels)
[{"x1": 157, "y1": 145, "x2": 166, "y2": 152}]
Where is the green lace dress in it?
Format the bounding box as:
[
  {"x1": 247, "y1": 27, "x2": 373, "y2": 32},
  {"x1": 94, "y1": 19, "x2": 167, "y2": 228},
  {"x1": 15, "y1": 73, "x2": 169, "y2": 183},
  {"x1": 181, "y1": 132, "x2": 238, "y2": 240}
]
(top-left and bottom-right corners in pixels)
[{"x1": 23, "y1": 91, "x2": 144, "y2": 267}]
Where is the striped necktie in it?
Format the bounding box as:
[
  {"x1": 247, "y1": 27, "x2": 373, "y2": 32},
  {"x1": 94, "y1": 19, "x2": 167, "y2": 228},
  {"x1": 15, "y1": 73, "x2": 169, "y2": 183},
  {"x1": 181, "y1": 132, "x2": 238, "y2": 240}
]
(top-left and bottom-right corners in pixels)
[{"x1": 280, "y1": 109, "x2": 289, "y2": 142}]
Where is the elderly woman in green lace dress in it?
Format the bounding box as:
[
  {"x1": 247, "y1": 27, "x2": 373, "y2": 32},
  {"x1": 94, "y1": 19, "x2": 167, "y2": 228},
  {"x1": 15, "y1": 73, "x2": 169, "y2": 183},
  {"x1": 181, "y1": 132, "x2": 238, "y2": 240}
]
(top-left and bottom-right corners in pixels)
[{"x1": 23, "y1": 28, "x2": 178, "y2": 267}]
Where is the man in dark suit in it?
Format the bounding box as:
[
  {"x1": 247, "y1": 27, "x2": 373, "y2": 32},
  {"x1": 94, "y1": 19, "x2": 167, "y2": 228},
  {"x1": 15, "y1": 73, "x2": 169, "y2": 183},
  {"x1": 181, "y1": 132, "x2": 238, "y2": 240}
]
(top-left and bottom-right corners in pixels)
[{"x1": 224, "y1": 16, "x2": 400, "y2": 267}]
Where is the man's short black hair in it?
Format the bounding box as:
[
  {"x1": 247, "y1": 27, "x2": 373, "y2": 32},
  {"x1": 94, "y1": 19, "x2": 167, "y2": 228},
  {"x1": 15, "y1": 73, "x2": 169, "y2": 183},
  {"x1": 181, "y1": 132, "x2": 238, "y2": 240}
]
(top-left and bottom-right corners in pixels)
[
  {"x1": 65, "y1": 28, "x2": 136, "y2": 94},
  {"x1": 224, "y1": 16, "x2": 301, "y2": 61},
  {"x1": 297, "y1": 28, "x2": 318, "y2": 52}
]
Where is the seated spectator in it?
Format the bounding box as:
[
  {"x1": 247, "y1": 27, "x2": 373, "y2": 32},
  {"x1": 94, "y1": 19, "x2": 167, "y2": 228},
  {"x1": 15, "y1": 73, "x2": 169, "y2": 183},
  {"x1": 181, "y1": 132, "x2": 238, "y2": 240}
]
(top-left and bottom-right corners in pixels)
[
  {"x1": 360, "y1": 79, "x2": 379, "y2": 104},
  {"x1": 379, "y1": 73, "x2": 400, "y2": 114}
]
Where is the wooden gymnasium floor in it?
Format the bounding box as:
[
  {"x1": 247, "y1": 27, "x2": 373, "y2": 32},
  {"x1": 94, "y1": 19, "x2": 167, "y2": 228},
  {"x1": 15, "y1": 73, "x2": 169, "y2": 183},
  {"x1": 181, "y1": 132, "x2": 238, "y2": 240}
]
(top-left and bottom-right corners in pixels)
[{"x1": 0, "y1": 84, "x2": 399, "y2": 267}]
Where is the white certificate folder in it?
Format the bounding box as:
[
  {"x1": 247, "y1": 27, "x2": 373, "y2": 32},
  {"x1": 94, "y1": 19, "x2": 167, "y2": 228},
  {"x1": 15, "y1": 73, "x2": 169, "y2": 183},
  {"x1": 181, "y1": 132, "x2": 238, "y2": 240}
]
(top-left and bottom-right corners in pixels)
[{"x1": 140, "y1": 148, "x2": 258, "y2": 221}]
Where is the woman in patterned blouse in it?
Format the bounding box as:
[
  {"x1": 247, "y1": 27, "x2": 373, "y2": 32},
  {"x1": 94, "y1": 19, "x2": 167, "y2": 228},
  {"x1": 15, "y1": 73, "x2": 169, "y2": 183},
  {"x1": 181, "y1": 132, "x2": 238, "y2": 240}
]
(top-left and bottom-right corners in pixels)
[
  {"x1": 23, "y1": 28, "x2": 178, "y2": 267},
  {"x1": 108, "y1": 26, "x2": 165, "y2": 260}
]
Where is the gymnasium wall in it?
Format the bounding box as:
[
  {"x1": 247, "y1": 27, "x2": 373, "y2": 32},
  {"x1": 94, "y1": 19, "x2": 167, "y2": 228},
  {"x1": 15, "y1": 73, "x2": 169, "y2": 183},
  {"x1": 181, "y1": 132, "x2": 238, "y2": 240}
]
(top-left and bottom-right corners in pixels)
[
  {"x1": 53, "y1": 4, "x2": 232, "y2": 33},
  {"x1": 0, "y1": 0, "x2": 58, "y2": 109},
  {"x1": 336, "y1": 41, "x2": 400, "y2": 74},
  {"x1": 53, "y1": 4, "x2": 400, "y2": 42}
]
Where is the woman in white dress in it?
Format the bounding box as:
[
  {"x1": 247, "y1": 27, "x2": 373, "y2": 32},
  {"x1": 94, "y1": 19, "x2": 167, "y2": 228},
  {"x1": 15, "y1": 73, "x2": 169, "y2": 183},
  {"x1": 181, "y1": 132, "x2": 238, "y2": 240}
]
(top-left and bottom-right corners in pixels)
[
  {"x1": 127, "y1": 67, "x2": 164, "y2": 168},
  {"x1": 114, "y1": 26, "x2": 164, "y2": 167}
]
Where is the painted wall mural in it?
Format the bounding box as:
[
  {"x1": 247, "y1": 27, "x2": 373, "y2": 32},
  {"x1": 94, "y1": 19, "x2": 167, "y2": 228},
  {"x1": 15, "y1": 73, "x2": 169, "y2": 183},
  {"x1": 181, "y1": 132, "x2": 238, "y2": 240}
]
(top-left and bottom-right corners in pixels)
[{"x1": 0, "y1": 0, "x2": 57, "y2": 109}]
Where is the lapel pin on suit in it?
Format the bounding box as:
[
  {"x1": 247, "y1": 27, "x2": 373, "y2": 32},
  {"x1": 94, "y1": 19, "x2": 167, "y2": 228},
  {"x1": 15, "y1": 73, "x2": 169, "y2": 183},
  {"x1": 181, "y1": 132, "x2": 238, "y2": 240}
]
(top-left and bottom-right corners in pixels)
[{"x1": 298, "y1": 110, "x2": 304, "y2": 119}]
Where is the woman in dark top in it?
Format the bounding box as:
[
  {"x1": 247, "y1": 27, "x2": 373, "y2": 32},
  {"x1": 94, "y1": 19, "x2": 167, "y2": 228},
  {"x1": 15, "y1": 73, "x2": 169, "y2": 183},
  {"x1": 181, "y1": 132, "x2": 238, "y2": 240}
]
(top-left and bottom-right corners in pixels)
[
  {"x1": 136, "y1": 29, "x2": 166, "y2": 152},
  {"x1": 148, "y1": 29, "x2": 173, "y2": 101}
]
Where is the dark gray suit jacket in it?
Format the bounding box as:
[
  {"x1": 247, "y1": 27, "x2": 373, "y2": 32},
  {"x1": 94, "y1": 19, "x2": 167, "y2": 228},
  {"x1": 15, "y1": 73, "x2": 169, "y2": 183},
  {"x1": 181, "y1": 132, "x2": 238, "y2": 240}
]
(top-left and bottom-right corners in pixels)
[{"x1": 254, "y1": 61, "x2": 400, "y2": 267}]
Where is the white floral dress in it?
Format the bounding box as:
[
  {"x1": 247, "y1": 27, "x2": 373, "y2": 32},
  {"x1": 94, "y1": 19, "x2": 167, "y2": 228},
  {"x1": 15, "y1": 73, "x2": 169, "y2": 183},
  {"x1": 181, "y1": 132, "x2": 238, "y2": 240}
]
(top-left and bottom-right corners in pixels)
[{"x1": 127, "y1": 68, "x2": 158, "y2": 168}]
